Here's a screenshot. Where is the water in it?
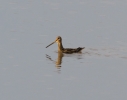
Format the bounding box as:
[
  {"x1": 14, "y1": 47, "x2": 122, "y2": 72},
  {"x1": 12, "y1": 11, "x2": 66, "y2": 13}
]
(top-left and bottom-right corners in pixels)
[{"x1": 0, "y1": 0, "x2": 127, "y2": 100}]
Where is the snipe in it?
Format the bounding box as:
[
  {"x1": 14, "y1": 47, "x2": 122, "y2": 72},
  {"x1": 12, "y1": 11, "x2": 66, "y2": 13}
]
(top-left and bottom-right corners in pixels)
[{"x1": 46, "y1": 36, "x2": 85, "y2": 53}]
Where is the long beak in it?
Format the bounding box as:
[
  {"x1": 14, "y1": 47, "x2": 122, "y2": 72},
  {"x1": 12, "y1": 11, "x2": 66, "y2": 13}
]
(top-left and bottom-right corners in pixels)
[{"x1": 46, "y1": 41, "x2": 56, "y2": 48}]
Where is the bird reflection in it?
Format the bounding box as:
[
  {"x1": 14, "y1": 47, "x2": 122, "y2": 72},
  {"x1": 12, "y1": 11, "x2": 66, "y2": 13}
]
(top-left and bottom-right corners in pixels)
[{"x1": 46, "y1": 52, "x2": 64, "y2": 69}]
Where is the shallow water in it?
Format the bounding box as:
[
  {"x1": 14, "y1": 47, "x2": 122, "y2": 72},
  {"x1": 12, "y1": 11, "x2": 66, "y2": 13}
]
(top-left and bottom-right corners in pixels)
[{"x1": 0, "y1": 0, "x2": 127, "y2": 100}]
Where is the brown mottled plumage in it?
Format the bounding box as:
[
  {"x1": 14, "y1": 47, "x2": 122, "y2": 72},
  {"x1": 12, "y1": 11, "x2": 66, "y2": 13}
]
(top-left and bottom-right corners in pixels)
[{"x1": 46, "y1": 36, "x2": 85, "y2": 53}]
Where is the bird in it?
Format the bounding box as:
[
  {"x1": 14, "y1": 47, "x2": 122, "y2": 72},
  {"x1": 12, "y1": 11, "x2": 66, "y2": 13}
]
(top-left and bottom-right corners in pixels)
[{"x1": 46, "y1": 36, "x2": 85, "y2": 54}]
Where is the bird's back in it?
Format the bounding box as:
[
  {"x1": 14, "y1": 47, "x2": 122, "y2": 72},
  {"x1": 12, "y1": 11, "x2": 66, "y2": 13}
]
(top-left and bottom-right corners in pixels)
[{"x1": 62, "y1": 47, "x2": 85, "y2": 54}]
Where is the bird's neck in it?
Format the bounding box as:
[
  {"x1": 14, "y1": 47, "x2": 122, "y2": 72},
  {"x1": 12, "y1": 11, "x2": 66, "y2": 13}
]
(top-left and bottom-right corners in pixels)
[{"x1": 58, "y1": 42, "x2": 64, "y2": 51}]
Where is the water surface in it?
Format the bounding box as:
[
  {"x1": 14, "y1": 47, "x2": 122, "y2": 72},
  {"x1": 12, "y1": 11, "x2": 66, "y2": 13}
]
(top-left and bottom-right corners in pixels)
[{"x1": 0, "y1": 0, "x2": 127, "y2": 100}]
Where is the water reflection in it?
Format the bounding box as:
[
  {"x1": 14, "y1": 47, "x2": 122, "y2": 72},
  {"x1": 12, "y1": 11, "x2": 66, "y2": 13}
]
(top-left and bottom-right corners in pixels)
[{"x1": 46, "y1": 52, "x2": 64, "y2": 69}]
